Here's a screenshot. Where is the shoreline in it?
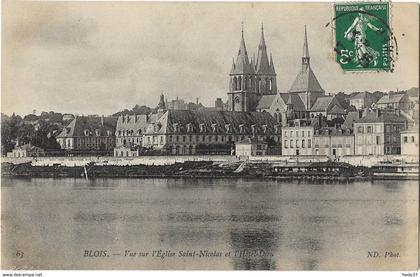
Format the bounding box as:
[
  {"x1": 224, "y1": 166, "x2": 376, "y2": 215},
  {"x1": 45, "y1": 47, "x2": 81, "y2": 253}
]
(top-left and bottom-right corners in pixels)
[{"x1": 2, "y1": 160, "x2": 417, "y2": 181}]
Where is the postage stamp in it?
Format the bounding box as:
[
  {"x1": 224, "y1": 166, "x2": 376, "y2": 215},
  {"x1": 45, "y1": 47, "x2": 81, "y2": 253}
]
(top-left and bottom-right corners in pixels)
[{"x1": 334, "y1": 2, "x2": 393, "y2": 72}]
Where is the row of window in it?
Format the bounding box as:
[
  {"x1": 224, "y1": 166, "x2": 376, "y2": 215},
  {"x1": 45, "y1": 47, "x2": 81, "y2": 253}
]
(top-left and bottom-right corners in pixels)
[
  {"x1": 403, "y1": 135, "x2": 416, "y2": 143},
  {"x1": 83, "y1": 129, "x2": 113, "y2": 137},
  {"x1": 117, "y1": 130, "x2": 143, "y2": 136},
  {"x1": 144, "y1": 135, "x2": 279, "y2": 145},
  {"x1": 284, "y1": 130, "x2": 312, "y2": 138},
  {"x1": 356, "y1": 124, "x2": 404, "y2": 134},
  {"x1": 283, "y1": 139, "x2": 312, "y2": 149}
]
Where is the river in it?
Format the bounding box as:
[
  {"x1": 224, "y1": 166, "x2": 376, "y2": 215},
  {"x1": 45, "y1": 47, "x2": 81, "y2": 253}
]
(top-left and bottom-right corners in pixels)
[{"x1": 1, "y1": 177, "x2": 418, "y2": 270}]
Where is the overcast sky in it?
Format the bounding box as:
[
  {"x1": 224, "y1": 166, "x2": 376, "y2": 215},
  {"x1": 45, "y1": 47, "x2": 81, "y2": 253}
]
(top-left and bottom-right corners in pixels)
[{"x1": 2, "y1": 1, "x2": 419, "y2": 116}]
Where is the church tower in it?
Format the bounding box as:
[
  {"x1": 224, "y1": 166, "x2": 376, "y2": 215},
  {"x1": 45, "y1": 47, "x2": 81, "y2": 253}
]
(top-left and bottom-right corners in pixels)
[
  {"x1": 288, "y1": 25, "x2": 325, "y2": 110},
  {"x1": 228, "y1": 26, "x2": 256, "y2": 112},
  {"x1": 255, "y1": 24, "x2": 277, "y2": 95}
]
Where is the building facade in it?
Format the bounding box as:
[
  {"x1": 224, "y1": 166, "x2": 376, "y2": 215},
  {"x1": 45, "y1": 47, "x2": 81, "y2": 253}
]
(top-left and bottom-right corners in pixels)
[
  {"x1": 401, "y1": 126, "x2": 419, "y2": 156},
  {"x1": 313, "y1": 128, "x2": 354, "y2": 157},
  {"x1": 56, "y1": 116, "x2": 117, "y2": 155},
  {"x1": 235, "y1": 138, "x2": 268, "y2": 157},
  {"x1": 354, "y1": 112, "x2": 406, "y2": 155},
  {"x1": 142, "y1": 110, "x2": 281, "y2": 155},
  {"x1": 282, "y1": 119, "x2": 315, "y2": 156}
]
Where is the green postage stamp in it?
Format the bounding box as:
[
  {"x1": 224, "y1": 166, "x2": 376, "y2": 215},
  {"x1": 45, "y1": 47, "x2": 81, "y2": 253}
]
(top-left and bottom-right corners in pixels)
[{"x1": 334, "y1": 2, "x2": 394, "y2": 72}]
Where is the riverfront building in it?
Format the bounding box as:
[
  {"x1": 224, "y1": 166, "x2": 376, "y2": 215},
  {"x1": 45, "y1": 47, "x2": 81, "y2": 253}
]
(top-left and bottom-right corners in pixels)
[
  {"x1": 235, "y1": 138, "x2": 268, "y2": 157},
  {"x1": 56, "y1": 116, "x2": 117, "y2": 155},
  {"x1": 313, "y1": 128, "x2": 354, "y2": 157},
  {"x1": 281, "y1": 119, "x2": 319, "y2": 156},
  {"x1": 142, "y1": 109, "x2": 280, "y2": 155},
  {"x1": 401, "y1": 126, "x2": 419, "y2": 156},
  {"x1": 354, "y1": 111, "x2": 407, "y2": 155}
]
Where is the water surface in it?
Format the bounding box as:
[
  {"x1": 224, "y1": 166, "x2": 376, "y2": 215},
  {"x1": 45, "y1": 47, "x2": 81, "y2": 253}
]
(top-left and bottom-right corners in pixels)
[{"x1": 1, "y1": 177, "x2": 418, "y2": 270}]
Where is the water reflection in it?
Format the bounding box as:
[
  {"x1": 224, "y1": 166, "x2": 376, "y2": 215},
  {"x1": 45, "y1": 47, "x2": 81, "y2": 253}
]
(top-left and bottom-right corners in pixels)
[
  {"x1": 1, "y1": 177, "x2": 418, "y2": 270},
  {"x1": 230, "y1": 229, "x2": 278, "y2": 270}
]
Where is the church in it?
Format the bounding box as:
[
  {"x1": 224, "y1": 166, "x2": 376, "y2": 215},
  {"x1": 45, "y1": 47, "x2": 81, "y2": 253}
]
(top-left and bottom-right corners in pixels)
[
  {"x1": 229, "y1": 25, "x2": 346, "y2": 124},
  {"x1": 227, "y1": 24, "x2": 277, "y2": 112}
]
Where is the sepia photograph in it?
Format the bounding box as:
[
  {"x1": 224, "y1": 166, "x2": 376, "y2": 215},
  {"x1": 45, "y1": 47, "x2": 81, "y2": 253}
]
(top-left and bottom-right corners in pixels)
[{"x1": 1, "y1": 0, "x2": 419, "y2": 273}]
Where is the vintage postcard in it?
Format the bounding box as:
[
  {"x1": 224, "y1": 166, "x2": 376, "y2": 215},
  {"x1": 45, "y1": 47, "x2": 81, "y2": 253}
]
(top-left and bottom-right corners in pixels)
[{"x1": 1, "y1": 0, "x2": 419, "y2": 272}]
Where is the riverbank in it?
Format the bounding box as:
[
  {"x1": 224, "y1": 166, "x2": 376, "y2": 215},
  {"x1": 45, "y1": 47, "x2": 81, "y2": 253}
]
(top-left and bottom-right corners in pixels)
[{"x1": 1, "y1": 160, "x2": 373, "y2": 180}]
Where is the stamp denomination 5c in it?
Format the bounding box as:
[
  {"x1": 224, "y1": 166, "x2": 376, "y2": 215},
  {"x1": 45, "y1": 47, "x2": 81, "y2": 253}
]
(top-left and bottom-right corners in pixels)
[{"x1": 334, "y1": 2, "x2": 394, "y2": 72}]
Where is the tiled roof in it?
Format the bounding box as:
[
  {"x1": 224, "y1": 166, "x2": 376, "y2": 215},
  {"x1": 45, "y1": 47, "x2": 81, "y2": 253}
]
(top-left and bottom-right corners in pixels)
[
  {"x1": 280, "y1": 93, "x2": 306, "y2": 111},
  {"x1": 57, "y1": 116, "x2": 117, "y2": 138},
  {"x1": 289, "y1": 65, "x2": 324, "y2": 94},
  {"x1": 328, "y1": 104, "x2": 347, "y2": 114},
  {"x1": 350, "y1": 92, "x2": 369, "y2": 100},
  {"x1": 256, "y1": 95, "x2": 276, "y2": 110},
  {"x1": 146, "y1": 110, "x2": 279, "y2": 135},
  {"x1": 355, "y1": 112, "x2": 407, "y2": 123},
  {"x1": 310, "y1": 96, "x2": 333, "y2": 112},
  {"x1": 377, "y1": 93, "x2": 407, "y2": 104},
  {"x1": 342, "y1": 111, "x2": 360, "y2": 130}
]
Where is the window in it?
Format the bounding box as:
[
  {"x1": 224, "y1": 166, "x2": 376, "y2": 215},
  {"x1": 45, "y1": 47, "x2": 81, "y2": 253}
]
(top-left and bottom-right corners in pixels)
[
  {"x1": 169, "y1": 135, "x2": 172, "y2": 142},
  {"x1": 296, "y1": 131, "x2": 299, "y2": 138},
  {"x1": 308, "y1": 131, "x2": 311, "y2": 137},
  {"x1": 183, "y1": 136, "x2": 186, "y2": 142},
  {"x1": 411, "y1": 136, "x2": 415, "y2": 143},
  {"x1": 403, "y1": 136, "x2": 408, "y2": 143},
  {"x1": 284, "y1": 140, "x2": 288, "y2": 148},
  {"x1": 367, "y1": 126, "x2": 372, "y2": 133},
  {"x1": 308, "y1": 139, "x2": 312, "y2": 148},
  {"x1": 291, "y1": 131, "x2": 294, "y2": 137},
  {"x1": 302, "y1": 140, "x2": 305, "y2": 148},
  {"x1": 285, "y1": 131, "x2": 288, "y2": 137},
  {"x1": 296, "y1": 140, "x2": 299, "y2": 148},
  {"x1": 358, "y1": 126, "x2": 364, "y2": 134},
  {"x1": 302, "y1": 131, "x2": 305, "y2": 137},
  {"x1": 176, "y1": 136, "x2": 179, "y2": 142},
  {"x1": 290, "y1": 140, "x2": 294, "y2": 148},
  {"x1": 376, "y1": 136, "x2": 380, "y2": 145}
]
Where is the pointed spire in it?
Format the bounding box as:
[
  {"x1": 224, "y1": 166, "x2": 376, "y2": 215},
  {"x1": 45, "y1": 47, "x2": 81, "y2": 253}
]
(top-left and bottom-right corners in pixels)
[
  {"x1": 269, "y1": 53, "x2": 276, "y2": 74},
  {"x1": 230, "y1": 58, "x2": 235, "y2": 73},
  {"x1": 256, "y1": 22, "x2": 272, "y2": 75},
  {"x1": 302, "y1": 25, "x2": 310, "y2": 66},
  {"x1": 231, "y1": 23, "x2": 254, "y2": 75}
]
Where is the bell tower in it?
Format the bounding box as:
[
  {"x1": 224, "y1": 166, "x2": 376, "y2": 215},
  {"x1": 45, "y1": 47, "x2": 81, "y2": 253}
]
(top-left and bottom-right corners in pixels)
[
  {"x1": 255, "y1": 23, "x2": 277, "y2": 96},
  {"x1": 227, "y1": 25, "x2": 256, "y2": 112}
]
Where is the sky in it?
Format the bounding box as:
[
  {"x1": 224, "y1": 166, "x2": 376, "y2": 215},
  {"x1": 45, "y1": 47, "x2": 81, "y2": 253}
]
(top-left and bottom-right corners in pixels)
[{"x1": 2, "y1": 1, "x2": 419, "y2": 116}]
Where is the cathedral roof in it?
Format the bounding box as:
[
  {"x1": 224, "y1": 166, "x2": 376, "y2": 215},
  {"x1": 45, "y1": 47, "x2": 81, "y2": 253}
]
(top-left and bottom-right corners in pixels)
[
  {"x1": 230, "y1": 28, "x2": 255, "y2": 75},
  {"x1": 289, "y1": 65, "x2": 324, "y2": 94},
  {"x1": 289, "y1": 26, "x2": 324, "y2": 94},
  {"x1": 256, "y1": 95, "x2": 277, "y2": 110},
  {"x1": 279, "y1": 93, "x2": 306, "y2": 111}
]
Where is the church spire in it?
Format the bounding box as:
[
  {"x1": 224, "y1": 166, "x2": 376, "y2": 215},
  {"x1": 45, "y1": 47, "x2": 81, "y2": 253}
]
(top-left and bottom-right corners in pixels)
[
  {"x1": 269, "y1": 53, "x2": 276, "y2": 74},
  {"x1": 302, "y1": 25, "x2": 310, "y2": 66},
  {"x1": 255, "y1": 22, "x2": 271, "y2": 74},
  {"x1": 230, "y1": 24, "x2": 254, "y2": 75}
]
